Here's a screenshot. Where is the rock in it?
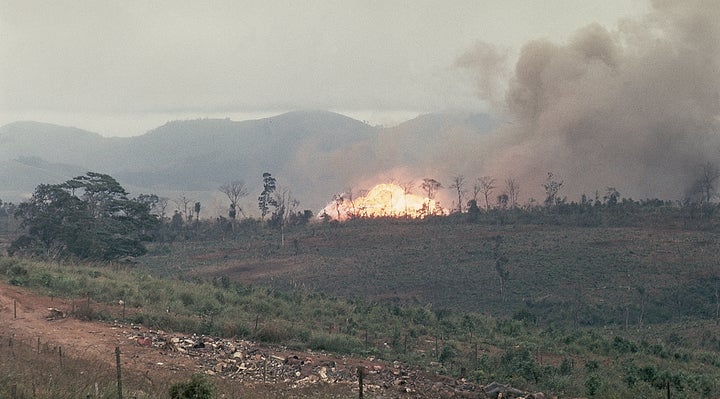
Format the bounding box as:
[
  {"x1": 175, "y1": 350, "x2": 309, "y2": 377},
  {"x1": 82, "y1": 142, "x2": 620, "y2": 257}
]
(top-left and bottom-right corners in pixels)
[
  {"x1": 214, "y1": 362, "x2": 226, "y2": 373},
  {"x1": 46, "y1": 307, "x2": 66, "y2": 320}
]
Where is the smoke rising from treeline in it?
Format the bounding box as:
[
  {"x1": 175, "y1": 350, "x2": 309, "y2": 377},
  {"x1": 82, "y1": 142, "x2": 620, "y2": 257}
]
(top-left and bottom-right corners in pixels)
[{"x1": 459, "y1": 0, "x2": 720, "y2": 202}]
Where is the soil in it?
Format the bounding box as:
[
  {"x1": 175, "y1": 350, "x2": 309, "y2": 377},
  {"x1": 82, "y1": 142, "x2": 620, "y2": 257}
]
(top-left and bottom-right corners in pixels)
[{"x1": 0, "y1": 280, "x2": 500, "y2": 398}]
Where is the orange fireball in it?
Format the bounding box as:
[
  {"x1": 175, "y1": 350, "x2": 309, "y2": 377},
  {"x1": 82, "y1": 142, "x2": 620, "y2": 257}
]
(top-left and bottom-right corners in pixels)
[{"x1": 320, "y1": 183, "x2": 446, "y2": 221}]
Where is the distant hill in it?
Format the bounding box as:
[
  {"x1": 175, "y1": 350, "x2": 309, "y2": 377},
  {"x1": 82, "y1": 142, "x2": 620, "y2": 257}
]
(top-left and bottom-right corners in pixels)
[{"x1": 0, "y1": 111, "x2": 495, "y2": 213}]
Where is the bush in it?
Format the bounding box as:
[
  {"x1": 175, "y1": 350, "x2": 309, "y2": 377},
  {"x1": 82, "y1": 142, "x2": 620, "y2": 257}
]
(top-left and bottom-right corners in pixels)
[
  {"x1": 169, "y1": 373, "x2": 216, "y2": 399},
  {"x1": 308, "y1": 333, "x2": 364, "y2": 354}
]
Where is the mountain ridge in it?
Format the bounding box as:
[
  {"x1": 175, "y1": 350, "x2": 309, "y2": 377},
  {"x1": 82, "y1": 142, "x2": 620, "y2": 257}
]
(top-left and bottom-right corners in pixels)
[{"x1": 0, "y1": 110, "x2": 496, "y2": 213}]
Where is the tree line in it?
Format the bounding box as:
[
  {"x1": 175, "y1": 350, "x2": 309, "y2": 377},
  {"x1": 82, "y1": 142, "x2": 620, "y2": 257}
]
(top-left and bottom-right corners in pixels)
[{"x1": 4, "y1": 163, "x2": 720, "y2": 261}]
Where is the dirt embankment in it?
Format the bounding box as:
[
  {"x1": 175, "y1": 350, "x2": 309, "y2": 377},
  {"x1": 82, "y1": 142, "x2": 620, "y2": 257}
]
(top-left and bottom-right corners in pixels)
[{"x1": 0, "y1": 281, "x2": 513, "y2": 398}]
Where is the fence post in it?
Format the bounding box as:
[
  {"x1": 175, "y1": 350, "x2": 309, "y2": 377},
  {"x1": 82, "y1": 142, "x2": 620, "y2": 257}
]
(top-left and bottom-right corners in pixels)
[
  {"x1": 14, "y1": 299, "x2": 17, "y2": 318},
  {"x1": 263, "y1": 358, "x2": 268, "y2": 382},
  {"x1": 116, "y1": 346, "x2": 123, "y2": 399},
  {"x1": 357, "y1": 366, "x2": 364, "y2": 399}
]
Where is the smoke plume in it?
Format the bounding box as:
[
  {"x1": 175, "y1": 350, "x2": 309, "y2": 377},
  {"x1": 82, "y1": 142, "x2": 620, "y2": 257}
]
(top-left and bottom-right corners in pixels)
[{"x1": 461, "y1": 0, "x2": 720, "y2": 201}]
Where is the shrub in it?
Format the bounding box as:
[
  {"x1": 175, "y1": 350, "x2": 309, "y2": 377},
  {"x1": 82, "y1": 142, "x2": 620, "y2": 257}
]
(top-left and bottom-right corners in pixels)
[
  {"x1": 169, "y1": 373, "x2": 216, "y2": 399},
  {"x1": 308, "y1": 333, "x2": 364, "y2": 354}
]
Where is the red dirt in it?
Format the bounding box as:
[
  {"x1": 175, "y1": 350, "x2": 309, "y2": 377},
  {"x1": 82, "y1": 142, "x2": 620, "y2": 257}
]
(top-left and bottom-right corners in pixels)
[{"x1": 0, "y1": 280, "x2": 493, "y2": 398}]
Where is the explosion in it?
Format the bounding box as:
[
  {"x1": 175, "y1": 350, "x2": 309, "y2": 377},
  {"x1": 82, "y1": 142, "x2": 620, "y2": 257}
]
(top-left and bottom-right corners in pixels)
[{"x1": 319, "y1": 183, "x2": 446, "y2": 221}]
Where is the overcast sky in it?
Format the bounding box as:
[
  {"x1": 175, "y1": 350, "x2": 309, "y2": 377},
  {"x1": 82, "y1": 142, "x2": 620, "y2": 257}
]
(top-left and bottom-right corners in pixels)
[{"x1": 0, "y1": 1, "x2": 650, "y2": 137}]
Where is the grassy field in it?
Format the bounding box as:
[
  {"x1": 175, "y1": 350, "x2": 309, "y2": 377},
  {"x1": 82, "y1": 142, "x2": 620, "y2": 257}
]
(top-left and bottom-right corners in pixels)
[
  {"x1": 4, "y1": 214, "x2": 720, "y2": 398},
  {"x1": 139, "y1": 218, "x2": 720, "y2": 327}
]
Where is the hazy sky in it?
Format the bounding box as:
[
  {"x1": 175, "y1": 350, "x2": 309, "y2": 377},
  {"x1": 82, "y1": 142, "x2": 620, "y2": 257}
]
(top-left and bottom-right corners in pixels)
[{"x1": 1, "y1": 1, "x2": 649, "y2": 137}]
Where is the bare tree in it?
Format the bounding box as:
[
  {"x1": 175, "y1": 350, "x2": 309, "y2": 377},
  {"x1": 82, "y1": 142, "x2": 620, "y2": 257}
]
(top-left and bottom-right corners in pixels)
[
  {"x1": 345, "y1": 187, "x2": 357, "y2": 218},
  {"x1": 505, "y1": 178, "x2": 520, "y2": 208},
  {"x1": 421, "y1": 178, "x2": 442, "y2": 216},
  {"x1": 174, "y1": 195, "x2": 193, "y2": 221},
  {"x1": 219, "y1": 180, "x2": 249, "y2": 219},
  {"x1": 449, "y1": 175, "x2": 466, "y2": 213},
  {"x1": 693, "y1": 161, "x2": 720, "y2": 205},
  {"x1": 476, "y1": 176, "x2": 496, "y2": 211},
  {"x1": 156, "y1": 197, "x2": 169, "y2": 220},
  {"x1": 401, "y1": 180, "x2": 415, "y2": 217},
  {"x1": 273, "y1": 187, "x2": 297, "y2": 247}
]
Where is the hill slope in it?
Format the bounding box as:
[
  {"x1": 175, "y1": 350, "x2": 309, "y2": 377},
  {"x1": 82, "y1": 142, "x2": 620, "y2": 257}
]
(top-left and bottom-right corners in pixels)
[{"x1": 0, "y1": 111, "x2": 495, "y2": 212}]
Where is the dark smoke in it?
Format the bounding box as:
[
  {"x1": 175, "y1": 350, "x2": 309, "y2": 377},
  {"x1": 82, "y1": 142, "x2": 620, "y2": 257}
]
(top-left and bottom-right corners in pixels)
[{"x1": 461, "y1": 0, "x2": 720, "y2": 201}]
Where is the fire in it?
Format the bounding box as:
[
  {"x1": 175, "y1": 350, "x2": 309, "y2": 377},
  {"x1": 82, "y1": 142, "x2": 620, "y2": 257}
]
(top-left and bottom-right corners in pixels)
[{"x1": 319, "y1": 183, "x2": 446, "y2": 221}]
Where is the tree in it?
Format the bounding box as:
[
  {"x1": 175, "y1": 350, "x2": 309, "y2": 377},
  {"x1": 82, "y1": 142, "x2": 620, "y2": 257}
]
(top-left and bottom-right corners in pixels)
[
  {"x1": 219, "y1": 180, "x2": 249, "y2": 219},
  {"x1": 688, "y1": 161, "x2": 720, "y2": 205},
  {"x1": 258, "y1": 172, "x2": 278, "y2": 221},
  {"x1": 476, "y1": 176, "x2": 496, "y2": 211},
  {"x1": 449, "y1": 175, "x2": 466, "y2": 213},
  {"x1": 272, "y1": 187, "x2": 297, "y2": 246},
  {"x1": 421, "y1": 178, "x2": 442, "y2": 216},
  {"x1": 174, "y1": 195, "x2": 193, "y2": 221},
  {"x1": 401, "y1": 180, "x2": 415, "y2": 218},
  {"x1": 11, "y1": 172, "x2": 158, "y2": 260},
  {"x1": 604, "y1": 187, "x2": 620, "y2": 206},
  {"x1": 505, "y1": 178, "x2": 520, "y2": 208},
  {"x1": 542, "y1": 172, "x2": 564, "y2": 206}
]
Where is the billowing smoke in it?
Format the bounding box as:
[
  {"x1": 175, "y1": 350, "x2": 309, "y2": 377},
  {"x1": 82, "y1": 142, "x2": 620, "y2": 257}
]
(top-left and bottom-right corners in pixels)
[{"x1": 460, "y1": 0, "x2": 720, "y2": 202}]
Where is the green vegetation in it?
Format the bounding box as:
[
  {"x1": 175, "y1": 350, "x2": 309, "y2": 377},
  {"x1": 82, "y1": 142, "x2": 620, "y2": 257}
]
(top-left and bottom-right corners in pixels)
[
  {"x1": 9, "y1": 172, "x2": 158, "y2": 260},
  {"x1": 5, "y1": 174, "x2": 720, "y2": 397},
  {"x1": 169, "y1": 374, "x2": 216, "y2": 399}
]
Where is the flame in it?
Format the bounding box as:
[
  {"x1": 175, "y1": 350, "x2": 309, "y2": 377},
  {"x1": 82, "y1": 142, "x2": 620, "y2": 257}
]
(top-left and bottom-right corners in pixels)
[{"x1": 320, "y1": 183, "x2": 446, "y2": 221}]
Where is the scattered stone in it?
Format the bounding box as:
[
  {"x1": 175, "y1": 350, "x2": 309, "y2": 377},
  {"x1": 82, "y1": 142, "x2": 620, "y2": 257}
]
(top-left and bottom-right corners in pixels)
[
  {"x1": 46, "y1": 308, "x2": 65, "y2": 320},
  {"x1": 117, "y1": 326, "x2": 504, "y2": 398}
]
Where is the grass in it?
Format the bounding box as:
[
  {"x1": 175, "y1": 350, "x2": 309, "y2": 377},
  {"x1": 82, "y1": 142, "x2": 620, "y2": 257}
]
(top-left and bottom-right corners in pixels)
[
  {"x1": 138, "y1": 219, "x2": 720, "y2": 327},
  {"x1": 4, "y1": 215, "x2": 720, "y2": 397}
]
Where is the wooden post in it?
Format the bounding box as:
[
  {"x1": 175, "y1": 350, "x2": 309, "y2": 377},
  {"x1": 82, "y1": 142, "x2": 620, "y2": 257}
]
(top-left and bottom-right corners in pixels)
[
  {"x1": 59, "y1": 346, "x2": 63, "y2": 367},
  {"x1": 37, "y1": 337, "x2": 40, "y2": 353},
  {"x1": 357, "y1": 366, "x2": 364, "y2": 399},
  {"x1": 115, "y1": 347, "x2": 123, "y2": 399},
  {"x1": 122, "y1": 300, "x2": 126, "y2": 320},
  {"x1": 263, "y1": 358, "x2": 268, "y2": 382},
  {"x1": 14, "y1": 299, "x2": 17, "y2": 318}
]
